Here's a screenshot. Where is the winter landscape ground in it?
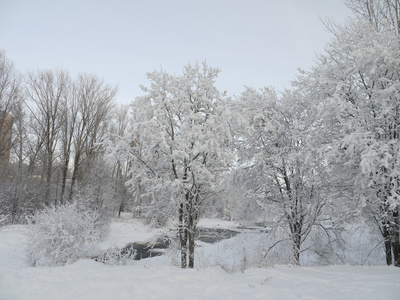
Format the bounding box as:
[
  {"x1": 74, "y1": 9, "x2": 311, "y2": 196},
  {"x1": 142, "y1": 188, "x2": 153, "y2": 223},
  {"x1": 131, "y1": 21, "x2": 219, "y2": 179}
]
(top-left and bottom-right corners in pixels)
[{"x1": 1, "y1": 217, "x2": 399, "y2": 300}]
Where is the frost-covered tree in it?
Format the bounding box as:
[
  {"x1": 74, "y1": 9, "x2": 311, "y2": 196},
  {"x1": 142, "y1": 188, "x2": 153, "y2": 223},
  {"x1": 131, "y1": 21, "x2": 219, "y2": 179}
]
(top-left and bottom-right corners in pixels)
[
  {"x1": 108, "y1": 63, "x2": 235, "y2": 268},
  {"x1": 107, "y1": 104, "x2": 134, "y2": 217},
  {"x1": 296, "y1": 19, "x2": 400, "y2": 266},
  {"x1": 237, "y1": 87, "x2": 333, "y2": 265}
]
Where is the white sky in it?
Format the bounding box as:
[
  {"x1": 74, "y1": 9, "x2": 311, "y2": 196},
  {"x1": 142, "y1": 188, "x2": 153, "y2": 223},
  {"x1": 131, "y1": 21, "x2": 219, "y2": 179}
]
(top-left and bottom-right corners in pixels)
[{"x1": 0, "y1": 0, "x2": 352, "y2": 104}]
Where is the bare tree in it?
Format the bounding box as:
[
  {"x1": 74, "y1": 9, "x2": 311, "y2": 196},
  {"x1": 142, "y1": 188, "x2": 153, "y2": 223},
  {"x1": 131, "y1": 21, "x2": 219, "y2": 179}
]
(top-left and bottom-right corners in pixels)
[
  {"x1": 68, "y1": 74, "x2": 116, "y2": 201},
  {"x1": 0, "y1": 51, "x2": 23, "y2": 223},
  {"x1": 345, "y1": 0, "x2": 400, "y2": 34},
  {"x1": 0, "y1": 50, "x2": 21, "y2": 177},
  {"x1": 25, "y1": 70, "x2": 70, "y2": 205},
  {"x1": 59, "y1": 80, "x2": 79, "y2": 204}
]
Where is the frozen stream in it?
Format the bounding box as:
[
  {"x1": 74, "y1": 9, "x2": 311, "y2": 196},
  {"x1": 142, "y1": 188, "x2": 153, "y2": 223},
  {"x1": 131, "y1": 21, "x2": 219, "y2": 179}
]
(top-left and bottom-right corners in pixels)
[{"x1": 111, "y1": 225, "x2": 268, "y2": 261}]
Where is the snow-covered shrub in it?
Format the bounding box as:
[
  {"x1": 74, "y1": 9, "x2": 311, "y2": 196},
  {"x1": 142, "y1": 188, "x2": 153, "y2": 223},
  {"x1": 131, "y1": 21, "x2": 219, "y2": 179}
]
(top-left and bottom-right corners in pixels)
[
  {"x1": 297, "y1": 222, "x2": 385, "y2": 266},
  {"x1": 193, "y1": 231, "x2": 295, "y2": 272},
  {"x1": 311, "y1": 224, "x2": 384, "y2": 266},
  {"x1": 26, "y1": 203, "x2": 110, "y2": 267},
  {"x1": 95, "y1": 245, "x2": 137, "y2": 265}
]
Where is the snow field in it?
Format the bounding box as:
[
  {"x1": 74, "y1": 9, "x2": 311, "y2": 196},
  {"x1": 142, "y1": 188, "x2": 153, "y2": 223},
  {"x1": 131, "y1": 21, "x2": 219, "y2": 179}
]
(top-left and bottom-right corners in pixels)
[{"x1": 0, "y1": 219, "x2": 399, "y2": 300}]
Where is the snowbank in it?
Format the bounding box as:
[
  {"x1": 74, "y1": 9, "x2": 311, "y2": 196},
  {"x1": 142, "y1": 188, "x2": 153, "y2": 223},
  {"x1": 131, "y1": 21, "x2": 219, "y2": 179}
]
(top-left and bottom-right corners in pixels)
[{"x1": 0, "y1": 221, "x2": 399, "y2": 300}]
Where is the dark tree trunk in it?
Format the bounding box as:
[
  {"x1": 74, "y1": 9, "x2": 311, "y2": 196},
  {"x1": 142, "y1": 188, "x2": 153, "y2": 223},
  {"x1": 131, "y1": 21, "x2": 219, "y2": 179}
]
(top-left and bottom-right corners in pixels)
[
  {"x1": 290, "y1": 221, "x2": 301, "y2": 265},
  {"x1": 384, "y1": 240, "x2": 393, "y2": 266},
  {"x1": 393, "y1": 237, "x2": 400, "y2": 267},
  {"x1": 379, "y1": 190, "x2": 395, "y2": 266},
  {"x1": 392, "y1": 207, "x2": 400, "y2": 267},
  {"x1": 44, "y1": 153, "x2": 52, "y2": 206},
  {"x1": 381, "y1": 219, "x2": 393, "y2": 265},
  {"x1": 60, "y1": 162, "x2": 69, "y2": 204},
  {"x1": 68, "y1": 150, "x2": 81, "y2": 201},
  {"x1": 118, "y1": 200, "x2": 125, "y2": 217},
  {"x1": 188, "y1": 214, "x2": 195, "y2": 269},
  {"x1": 179, "y1": 201, "x2": 188, "y2": 268}
]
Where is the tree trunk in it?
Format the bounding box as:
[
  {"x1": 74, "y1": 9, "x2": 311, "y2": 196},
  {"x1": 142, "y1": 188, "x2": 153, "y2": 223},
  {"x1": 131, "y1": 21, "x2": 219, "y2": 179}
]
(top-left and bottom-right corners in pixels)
[
  {"x1": 291, "y1": 222, "x2": 301, "y2": 265},
  {"x1": 60, "y1": 159, "x2": 69, "y2": 204},
  {"x1": 379, "y1": 190, "x2": 395, "y2": 266},
  {"x1": 393, "y1": 236, "x2": 400, "y2": 267},
  {"x1": 188, "y1": 214, "x2": 195, "y2": 269},
  {"x1": 180, "y1": 229, "x2": 188, "y2": 269},
  {"x1": 118, "y1": 199, "x2": 125, "y2": 217},
  {"x1": 384, "y1": 240, "x2": 393, "y2": 266},
  {"x1": 392, "y1": 207, "x2": 400, "y2": 267},
  {"x1": 179, "y1": 201, "x2": 188, "y2": 268},
  {"x1": 44, "y1": 152, "x2": 52, "y2": 206},
  {"x1": 68, "y1": 150, "x2": 81, "y2": 201},
  {"x1": 382, "y1": 222, "x2": 393, "y2": 265}
]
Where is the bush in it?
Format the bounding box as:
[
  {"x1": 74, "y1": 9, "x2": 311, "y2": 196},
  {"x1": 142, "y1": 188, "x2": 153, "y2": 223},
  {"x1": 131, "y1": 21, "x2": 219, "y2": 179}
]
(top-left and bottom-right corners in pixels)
[
  {"x1": 95, "y1": 244, "x2": 137, "y2": 265},
  {"x1": 26, "y1": 203, "x2": 109, "y2": 267}
]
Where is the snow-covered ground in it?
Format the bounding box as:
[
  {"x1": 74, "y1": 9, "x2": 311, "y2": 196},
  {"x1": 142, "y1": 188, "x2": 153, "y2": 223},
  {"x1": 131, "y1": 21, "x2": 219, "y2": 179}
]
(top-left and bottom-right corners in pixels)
[{"x1": 0, "y1": 218, "x2": 399, "y2": 300}]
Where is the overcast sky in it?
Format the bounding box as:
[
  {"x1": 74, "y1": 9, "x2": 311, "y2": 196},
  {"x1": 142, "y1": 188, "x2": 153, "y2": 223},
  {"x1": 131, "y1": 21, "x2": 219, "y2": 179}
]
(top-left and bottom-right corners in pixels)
[{"x1": 0, "y1": 0, "x2": 352, "y2": 104}]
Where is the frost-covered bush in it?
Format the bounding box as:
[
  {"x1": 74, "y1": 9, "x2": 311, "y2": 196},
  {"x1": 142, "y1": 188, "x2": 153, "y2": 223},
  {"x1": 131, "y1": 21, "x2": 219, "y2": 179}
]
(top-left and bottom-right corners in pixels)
[
  {"x1": 95, "y1": 244, "x2": 137, "y2": 266},
  {"x1": 301, "y1": 223, "x2": 385, "y2": 266},
  {"x1": 192, "y1": 231, "x2": 295, "y2": 272},
  {"x1": 26, "y1": 203, "x2": 110, "y2": 267}
]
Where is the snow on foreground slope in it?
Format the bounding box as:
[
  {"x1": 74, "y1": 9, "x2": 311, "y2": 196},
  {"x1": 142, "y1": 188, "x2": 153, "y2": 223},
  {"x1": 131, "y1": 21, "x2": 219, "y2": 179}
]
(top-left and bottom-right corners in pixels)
[{"x1": 1, "y1": 220, "x2": 399, "y2": 300}]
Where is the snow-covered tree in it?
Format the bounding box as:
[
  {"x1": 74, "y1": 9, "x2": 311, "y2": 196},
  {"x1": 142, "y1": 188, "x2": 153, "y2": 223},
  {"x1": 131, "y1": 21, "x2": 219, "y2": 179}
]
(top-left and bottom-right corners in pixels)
[
  {"x1": 237, "y1": 87, "x2": 334, "y2": 265},
  {"x1": 107, "y1": 104, "x2": 134, "y2": 217},
  {"x1": 295, "y1": 19, "x2": 400, "y2": 266},
  {"x1": 109, "y1": 63, "x2": 235, "y2": 268}
]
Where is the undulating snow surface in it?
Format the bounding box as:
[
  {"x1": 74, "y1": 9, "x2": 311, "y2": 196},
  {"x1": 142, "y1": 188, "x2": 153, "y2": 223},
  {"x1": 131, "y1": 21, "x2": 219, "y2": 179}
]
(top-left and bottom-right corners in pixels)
[{"x1": 1, "y1": 219, "x2": 399, "y2": 300}]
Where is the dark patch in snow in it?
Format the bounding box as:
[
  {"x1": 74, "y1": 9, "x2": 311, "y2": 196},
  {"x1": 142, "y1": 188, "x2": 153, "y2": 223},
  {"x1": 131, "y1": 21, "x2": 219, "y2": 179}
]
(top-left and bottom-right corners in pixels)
[
  {"x1": 122, "y1": 242, "x2": 165, "y2": 260},
  {"x1": 94, "y1": 238, "x2": 170, "y2": 263}
]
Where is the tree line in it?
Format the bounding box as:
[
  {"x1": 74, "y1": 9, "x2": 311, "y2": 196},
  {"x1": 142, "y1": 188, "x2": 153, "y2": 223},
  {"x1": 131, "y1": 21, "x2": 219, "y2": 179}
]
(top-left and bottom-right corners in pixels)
[
  {"x1": 0, "y1": 64, "x2": 119, "y2": 219},
  {"x1": 0, "y1": 0, "x2": 399, "y2": 268}
]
